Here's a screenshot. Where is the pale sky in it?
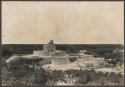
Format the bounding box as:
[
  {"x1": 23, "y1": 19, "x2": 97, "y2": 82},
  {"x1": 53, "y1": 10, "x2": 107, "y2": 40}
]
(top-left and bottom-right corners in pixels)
[{"x1": 2, "y1": 1, "x2": 124, "y2": 44}]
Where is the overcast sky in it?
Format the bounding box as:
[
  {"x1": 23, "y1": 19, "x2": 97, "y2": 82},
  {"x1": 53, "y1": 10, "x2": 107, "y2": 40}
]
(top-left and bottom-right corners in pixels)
[{"x1": 2, "y1": 1, "x2": 124, "y2": 44}]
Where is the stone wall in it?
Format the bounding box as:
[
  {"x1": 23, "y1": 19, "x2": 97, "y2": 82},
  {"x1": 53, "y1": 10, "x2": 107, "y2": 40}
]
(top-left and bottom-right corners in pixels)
[{"x1": 51, "y1": 57, "x2": 70, "y2": 65}]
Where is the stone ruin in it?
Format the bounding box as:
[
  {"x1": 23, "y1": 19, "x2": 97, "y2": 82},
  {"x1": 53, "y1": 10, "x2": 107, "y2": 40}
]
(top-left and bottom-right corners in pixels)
[
  {"x1": 6, "y1": 40, "x2": 107, "y2": 68},
  {"x1": 76, "y1": 50, "x2": 107, "y2": 68},
  {"x1": 33, "y1": 40, "x2": 70, "y2": 65}
]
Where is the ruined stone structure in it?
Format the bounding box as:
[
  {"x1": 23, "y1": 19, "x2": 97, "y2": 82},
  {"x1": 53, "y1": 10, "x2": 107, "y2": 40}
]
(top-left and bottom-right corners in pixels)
[
  {"x1": 43, "y1": 40, "x2": 56, "y2": 56},
  {"x1": 77, "y1": 50, "x2": 106, "y2": 68},
  {"x1": 49, "y1": 51, "x2": 70, "y2": 65},
  {"x1": 33, "y1": 40, "x2": 70, "y2": 65},
  {"x1": 33, "y1": 50, "x2": 45, "y2": 56},
  {"x1": 33, "y1": 40, "x2": 56, "y2": 56},
  {"x1": 6, "y1": 40, "x2": 107, "y2": 69}
]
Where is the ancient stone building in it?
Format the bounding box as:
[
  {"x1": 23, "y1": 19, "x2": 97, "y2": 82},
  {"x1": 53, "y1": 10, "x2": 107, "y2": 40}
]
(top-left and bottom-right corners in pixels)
[
  {"x1": 49, "y1": 51, "x2": 70, "y2": 65},
  {"x1": 33, "y1": 40, "x2": 70, "y2": 65},
  {"x1": 43, "y1": 40, "x2": 56, "y2": 56},
  {"x1": 77, "y1": 50, "x2": 106, "y2": 68},
  {"x1": 33, "y1": 40, "x2": 56, "y2": 56}
]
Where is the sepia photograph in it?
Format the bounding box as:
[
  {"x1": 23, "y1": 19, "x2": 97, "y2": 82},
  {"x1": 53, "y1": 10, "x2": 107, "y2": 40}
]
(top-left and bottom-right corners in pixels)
[{"x1": 1, "y1": 1, "x2": 124, "y2": 86}]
